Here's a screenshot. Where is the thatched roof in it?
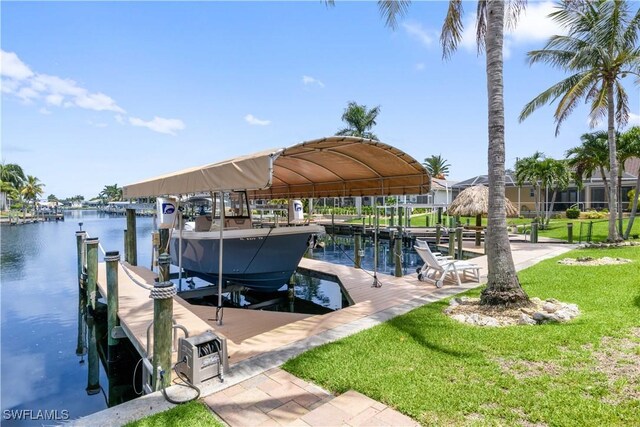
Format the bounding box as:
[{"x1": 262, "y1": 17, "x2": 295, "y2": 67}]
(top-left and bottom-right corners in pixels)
[{"x1": 447, "y1": 185, "x2": 518, "y2": 217}]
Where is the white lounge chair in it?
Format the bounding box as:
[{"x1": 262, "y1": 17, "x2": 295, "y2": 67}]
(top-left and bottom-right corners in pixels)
[
  {"x1": 414, "y1": 239, "x2": 452, "y2": 261},
  {"x1": 414, "y1": 244, "x2": 481, "y2": 288}
]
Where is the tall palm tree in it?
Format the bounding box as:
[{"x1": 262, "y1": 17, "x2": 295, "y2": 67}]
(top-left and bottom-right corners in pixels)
[
  {"x1": 519, "y1": 0, "x2": 640, "y2": 242},
  {"x1": 20, "y1": 175, "x2": 45, "y2": 217},
  {"x1": 342, "y1": 0, "x2": 529, "y2": 306},
  {"x1": 336, "y1": 101, "x2": 381, "y2": 140},
  {"x1": 619, "y1": 126, "x2": 640, "y2": 239},
  {"x1": 423, "y1": 154, "x2": 451, "y2": 179},
  {"x1": 565, "y1": 131, "x2": 611, "y2": 204}
]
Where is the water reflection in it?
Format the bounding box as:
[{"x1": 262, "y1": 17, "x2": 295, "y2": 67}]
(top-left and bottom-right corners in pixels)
[{"x1": 1, "y1": 211, "x2": 154, "y2": 424}]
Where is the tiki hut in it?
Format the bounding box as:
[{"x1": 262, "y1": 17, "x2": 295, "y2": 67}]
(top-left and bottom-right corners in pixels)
[{"x1": 447, "y1": 185, "x2": 518, "y2": 245}]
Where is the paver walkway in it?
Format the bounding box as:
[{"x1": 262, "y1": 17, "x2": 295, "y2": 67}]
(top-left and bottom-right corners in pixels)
[{"x1": 204, "y1": 368, "x2": 419, "y2": 426}]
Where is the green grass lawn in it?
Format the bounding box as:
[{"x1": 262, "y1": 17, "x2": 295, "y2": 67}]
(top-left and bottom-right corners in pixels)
[
  {"x1": 283, "y1": 246, "x2": 640, "y2": 426},
  {"x1": 346, "y1": 213, "x2": 640, "y2": 243},
  {"x1": 124, "y1": 401, "x2": 223, "y2": 427}
]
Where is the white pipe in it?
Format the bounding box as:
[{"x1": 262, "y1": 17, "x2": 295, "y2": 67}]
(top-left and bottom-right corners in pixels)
[{"x1": 217, "y1": 191, "x2": 225, "y2": 326}]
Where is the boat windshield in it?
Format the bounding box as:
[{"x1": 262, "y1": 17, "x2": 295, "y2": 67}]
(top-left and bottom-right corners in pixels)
[{"x1": 213, "y1": 191, "x2": 251, "y2": 219}]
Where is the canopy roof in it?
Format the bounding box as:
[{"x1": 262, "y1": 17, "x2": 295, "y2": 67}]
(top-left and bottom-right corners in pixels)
[
  {"x1": 447, "y1": 185, "x2": 518, "y2": 217},
  {"x1": 123, "y1": 136, "x2": 430, "y2": 199}
]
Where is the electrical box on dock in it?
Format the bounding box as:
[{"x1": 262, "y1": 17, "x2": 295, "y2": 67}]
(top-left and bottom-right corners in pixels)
[{"x1": 176, "y1": 330, "x2": 229, "y2": 385}]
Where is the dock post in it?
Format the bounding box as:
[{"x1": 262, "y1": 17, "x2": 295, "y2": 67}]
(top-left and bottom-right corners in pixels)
[
  {"x1": 567, "y1": 222, "x2": 573, "y2": 244},
  {"x1": 435, "y1": 224, "x2": 442, "y2": 245},
  {"x1": 158, "y1": 228, "x2": 169, "y2": 256},
  {"x1": 76, "y1": 231, "x2": 87, "y2": 288},
  {"x1": 437, "y1": 207, "x2": 443, "y2": 224},
  {"x1": 394, "y1": 234, "x2": 402, "y2": 277},
  {"x1": 475, "y1": 215, "x2": 482, "y2": 247},
  {"x1": 448, "y1": 229, "x2": 455, "y2": 258},
  {"x1": 354, "y1": 230, "x2": 362, "y2": 268},
  {"x1": 531, "y1": 221, "x2": 539, "y2": 244},
  {"x1": 126, "y1": 209, "x2": 137, "y2": 266},
  {"x1": 86, "y1": 317, "x2": 100, "y2": 395},
  {"x1": 456, "y1": 227, "x2": 463, "y2": 260},
  {"x1": 105, "y1": 251, "x2": 121, "y2": 359},
  {"x1": 153, "y1": 253, "x2": 174, "y2": 391},
  {"x1": 86, "y1": 237, "x2": 99, "y2": 312}
]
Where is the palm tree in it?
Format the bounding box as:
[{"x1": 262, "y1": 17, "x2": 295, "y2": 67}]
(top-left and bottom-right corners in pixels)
[
  {"x1": 515, "y1": 151, "x2": 545, "y2": 220},
  {"x1": 519, "y1": 0, "x2": 640, "y2": 242},
  {"x1": 537, "y1": 158, "x2": 571, "y2": 226},
  {"x1": 423, "y1": 154, "x2": 451, "y2": 179},
  {"x1": 343, "y1": 0, "x2": 529, "y2": 306},
  {"x1": 100, "y1": 184, "x2": 123, "y2": 202},
  {"x1": 619, "y1": 126, "x2": 640, "y2": 239},
  {"x1": 335, "y1": 101, "x2": 381, "y2": 140},
  {"x1": 565, "y1": 131, "x2": 612, "y2": 213},
  {"x1": 0, "y1": 163, "x2": 26, "y2": 210},
  {"x1": 20, "y1": 175, "x2": 45, "y2": 218}
]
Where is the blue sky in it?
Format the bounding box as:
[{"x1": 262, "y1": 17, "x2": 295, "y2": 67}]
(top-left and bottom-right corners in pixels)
[{"x1": 2, "y1": 1, "x2": 639, "y2": 199}]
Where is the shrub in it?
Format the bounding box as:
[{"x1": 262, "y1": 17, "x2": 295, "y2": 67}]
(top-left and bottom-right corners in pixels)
[
  {"x1": 581, "y1": 209, "x2": 607, "y2": 219},
  {"x1": 566, "y1": 205, "x2": 581, "y2": 219}
]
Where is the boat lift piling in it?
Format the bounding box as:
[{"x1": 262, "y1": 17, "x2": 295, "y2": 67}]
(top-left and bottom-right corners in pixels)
[{"x1": 153, "y1": 254, "x2": 175, "y2": 391}]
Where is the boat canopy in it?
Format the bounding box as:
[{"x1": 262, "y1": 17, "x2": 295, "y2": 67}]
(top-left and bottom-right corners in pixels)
[{"x1": 123, "y1": 136, "x2": 430, "y2": 199}]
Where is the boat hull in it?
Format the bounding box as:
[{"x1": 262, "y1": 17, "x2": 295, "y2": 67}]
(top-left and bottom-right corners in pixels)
[{"x1": 170, "y1": 225, "x2": 324, "y2": 292}]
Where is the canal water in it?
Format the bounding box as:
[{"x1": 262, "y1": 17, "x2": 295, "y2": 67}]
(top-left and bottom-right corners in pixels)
[{"x1": 0, "y1": 211, "x2": 423, "y2": 424}]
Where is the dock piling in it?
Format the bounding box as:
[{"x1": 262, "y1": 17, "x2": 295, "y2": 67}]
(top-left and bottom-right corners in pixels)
[
  {"x1": 105, "y1": 251, "x2": 121, "y2": 358},
  {"x1": 448, "y1": 229, "x2": 455, "y2": 258},
  {"x1": 76, "y1": 231, "x2": 87, "y2": 289},
  {"x1": 354, "y1": 230, "x2": 362, "y2": 268},
  {"x1": 435, "y1": 224, "x2": 442, "y2": 245},
  {"x1": 126, "y1": 209, "x2": 138, "y2": 265},
  {"x1": 152, "y1": 253, "x2": 174, "y2": 391},
  {"x1": 158, "y1": 228, "x2": 169, "y2": 256},
  {"x1": 393, "y1": 234, "x2": 402, "y2": 277},
  {"x1": 456, "y1": 227, "x2": 463, "y2": 260},
  {"x1": 86, "y1": 237, "x2": 99, "y2": 312}
]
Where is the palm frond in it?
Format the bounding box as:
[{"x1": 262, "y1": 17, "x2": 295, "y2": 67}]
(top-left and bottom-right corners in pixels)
[
  {"x1": 614, "y1": 79, "x2": 630, "y2": 128},
  {"x1": 377, "y1": 0, "x2": 411, "y2": 30},
  {"x1": 519, "y1": 72, "x2": 588, "y2": 123},
  {"x1": 475, "y1": 0, "x2": 487, "y2": 55},
  {"x1": 440, "y1": 0, "x2": 464, "y2": 60},
  {"x1": 505, "y1": 0, "x2": 527, "y2": 32}
]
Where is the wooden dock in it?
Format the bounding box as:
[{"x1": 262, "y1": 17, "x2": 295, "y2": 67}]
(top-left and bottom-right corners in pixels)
[
  {"x1": 95, "y1": 255, "x2": 485, "y2": 366},
  {"x1": 95, "y1": 240, "x2": 572, "y2": 368}
]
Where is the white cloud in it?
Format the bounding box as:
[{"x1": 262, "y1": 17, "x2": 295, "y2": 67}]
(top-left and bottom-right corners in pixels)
[
  {"x1": 244, "y1": 114, "x2": 271, "y2": 126},
  {"x1": 88, "y1": 120, "x2": 108, "y2": 128},
  {"x1": 508, "y1": 1, "x2": 567, "y2": 43},
  {"x1": 75, "y1": 92, "x2": 124, "y2": 113},
  {"x1": 45, "y1": 93, "x2": 63, "y2": 106},
  {"x1": 1, "y1": 50, "x2": 185, "y2": 135},
  {"x1": 0, "y1": 50, "x2": 34, "y2": 80},
  {"x1": 415, "y1": 63, "x2": 426, "y2": 71},
  {"x1": 402, "y1": 22, "x2": 434, "y2": 47},
  {"x1": 302, "y1": 75, "x2": 324, "y2": 87},
  {"x1": 628, "y1": 112, "x2": 640, "y2": 126},
  {"x1": 129, "y1": 116, "x2": 185, "y2": 135}
]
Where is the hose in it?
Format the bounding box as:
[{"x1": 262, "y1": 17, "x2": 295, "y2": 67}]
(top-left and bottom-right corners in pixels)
[{"x1": 160, "y1": 360, "x2": 201, "y2": 404}]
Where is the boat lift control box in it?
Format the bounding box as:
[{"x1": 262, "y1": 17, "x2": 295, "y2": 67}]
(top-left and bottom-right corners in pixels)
[{"x1": 176, "y1": 331, "x2": 229, "y2": 385}]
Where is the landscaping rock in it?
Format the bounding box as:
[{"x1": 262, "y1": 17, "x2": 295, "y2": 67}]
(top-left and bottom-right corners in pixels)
[
  {"x1": 542, "y1": 302, "x2": 558, "y2": 313},
  {"x1": 518, "y1": 313, "x2": 537, "y2": 325}
]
